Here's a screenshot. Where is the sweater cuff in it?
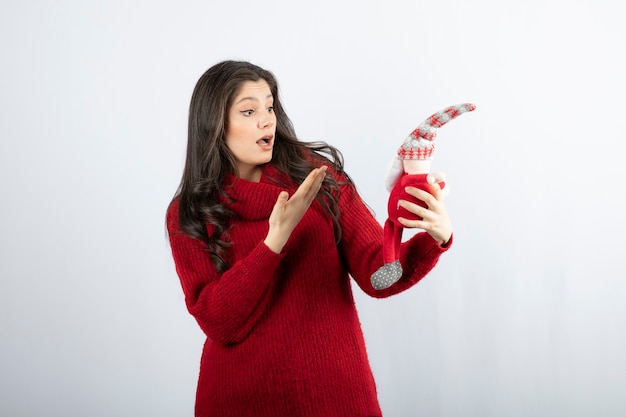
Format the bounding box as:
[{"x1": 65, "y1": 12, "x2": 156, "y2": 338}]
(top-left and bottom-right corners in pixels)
[
  {"x1": 253, "y1": 241, "x2": 286, "y2": 269},
  {"x1": 438, "y1": 233, "x2": 453, "y2": 251}
]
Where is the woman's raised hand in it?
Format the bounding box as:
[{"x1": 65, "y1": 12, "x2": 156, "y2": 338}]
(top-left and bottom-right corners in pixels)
[{"x1": 264, "y1": 166, "x2": 327, "y2": 253}]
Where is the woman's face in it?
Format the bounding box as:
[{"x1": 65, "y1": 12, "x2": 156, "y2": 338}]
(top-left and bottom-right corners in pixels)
[{"x1": 225, "y1": 79, "x2": 276, "y2": 181}]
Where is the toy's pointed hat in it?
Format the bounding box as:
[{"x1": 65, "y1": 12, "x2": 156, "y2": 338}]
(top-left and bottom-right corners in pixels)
[{"x1": 385, "y1": 103, "x2": 476, "y2": 193}]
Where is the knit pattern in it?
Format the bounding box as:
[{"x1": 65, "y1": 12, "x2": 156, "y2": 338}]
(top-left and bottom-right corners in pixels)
[
  {"x1": 398, "y1": 103, "x2": 476, "y2": 160},
  {"x1": 167, "y1": 164, "x2": 450, "y2": 417}
]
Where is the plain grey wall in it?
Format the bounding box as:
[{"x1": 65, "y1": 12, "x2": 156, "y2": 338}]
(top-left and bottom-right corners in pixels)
[{"x1": 1, "y1": 0, "x2": 625, "y2": 416}]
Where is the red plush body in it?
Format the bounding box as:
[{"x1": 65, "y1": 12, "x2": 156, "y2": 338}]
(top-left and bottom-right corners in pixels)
[{"x1": 383, "y1": 173, "x2": 445, "y2": 265}]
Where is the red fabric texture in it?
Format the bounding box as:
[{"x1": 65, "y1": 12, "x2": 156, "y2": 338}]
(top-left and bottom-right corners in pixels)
[{"x1": 166, "y1": 164, "x2": 450, "y2": 417}]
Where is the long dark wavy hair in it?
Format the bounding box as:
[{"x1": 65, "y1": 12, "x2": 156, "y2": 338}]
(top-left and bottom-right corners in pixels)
[{"x1": 168, "y1": 60, "x2": 352, "y2": 273}]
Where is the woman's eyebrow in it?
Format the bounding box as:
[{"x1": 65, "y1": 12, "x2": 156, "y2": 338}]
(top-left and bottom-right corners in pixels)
[{"x1": 235, "y1": 94, "x2": 273, "y2": 105}]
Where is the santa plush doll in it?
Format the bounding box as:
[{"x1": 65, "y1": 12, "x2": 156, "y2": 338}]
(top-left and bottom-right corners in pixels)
[{"x1": 371, "y1": 103, "x2": 476, "y2": 290}]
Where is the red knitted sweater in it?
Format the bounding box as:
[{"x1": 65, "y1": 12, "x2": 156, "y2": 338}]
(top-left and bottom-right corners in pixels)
[{"x1": 166, "y1": 164, "x2": 451, "y2": 417}]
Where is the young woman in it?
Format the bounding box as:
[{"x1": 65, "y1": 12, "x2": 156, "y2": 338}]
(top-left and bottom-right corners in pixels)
[{"x1": 166, "y1": 60, "x2": 452, "y2": 417}]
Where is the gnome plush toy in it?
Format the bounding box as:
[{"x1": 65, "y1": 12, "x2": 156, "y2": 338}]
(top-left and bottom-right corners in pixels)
[{"x1": 371, "y1": 103, "x2": 476, "y2": 290}]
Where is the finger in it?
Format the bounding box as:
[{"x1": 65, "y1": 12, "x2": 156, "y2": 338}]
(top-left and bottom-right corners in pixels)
[
  {"x1": 287, "y1": 168, "x2": 325, "y2": 213},
  {"x1": 398, "y1": 199, "x2": 428, "y2": 218},
  {"x1": 400, "y1": 200, "x2": 439, "y2": 225},
  {"x1": 405, "y1": 186, "x2": 437, "y2": 206},
  {"x1": 294, "y1": 166, "x2": 326, "y2": 199},
  {"x1": 397, "y1": 216, "x2": 429, "y2": 230},
  {"x1": 311, "y1": 166, "x2": 327, "y2": 189},
  {"x1": 300, "y1": 166, "x2": 327, "y2": 190},
  {"x1": 428, "y1": 181, "x2": 442, "y2": 200}
]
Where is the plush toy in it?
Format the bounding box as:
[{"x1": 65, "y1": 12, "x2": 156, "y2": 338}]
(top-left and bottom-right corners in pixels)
[{"x1": 371, "y1": 103, "x2": 476, "y2": 290}]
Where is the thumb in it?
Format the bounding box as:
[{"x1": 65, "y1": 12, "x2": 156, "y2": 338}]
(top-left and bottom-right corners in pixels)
[
  {"x1": 427, "y1": 172, "x2": 446, "y2": 184},
  {"x1": 441, "y1": 183, "x2": 451, "y2": 198},
  {"x1": 427, "y1": 172, "x2": 450, "y2": 197},
  {"x1": 270, "y1": 191, "x2": 290, "y2": 220},
  {"x1": 275, "y1": 191, "x2": 290, "y2": 207}
]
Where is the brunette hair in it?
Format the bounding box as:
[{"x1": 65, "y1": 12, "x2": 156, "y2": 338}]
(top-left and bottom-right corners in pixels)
[{"x1": 168, "y1": 60, "x2": 350, "y2": 273}]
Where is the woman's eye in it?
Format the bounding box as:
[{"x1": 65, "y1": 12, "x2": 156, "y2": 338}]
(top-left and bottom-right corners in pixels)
[
  {"x1": 240, "y1": 110, "x2": 254, "y2": 116},
  {"x1": 267, "y1": 106, "x2": 274, "y2": 113}
]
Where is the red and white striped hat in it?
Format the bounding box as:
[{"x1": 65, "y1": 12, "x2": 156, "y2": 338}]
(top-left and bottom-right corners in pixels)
[{"x1": 398, "y1": 103, "x2": 476, "y2": 160}]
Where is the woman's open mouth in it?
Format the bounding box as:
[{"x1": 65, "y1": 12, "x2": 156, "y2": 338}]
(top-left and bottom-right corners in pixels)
[{"x1": 256, "y1": 135, "x2": 273, "y2": 150}]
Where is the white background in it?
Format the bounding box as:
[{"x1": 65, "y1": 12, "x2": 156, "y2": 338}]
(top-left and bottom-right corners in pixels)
[{"x1": 1, "y1": 1, "x2": 625, "y2": 416}]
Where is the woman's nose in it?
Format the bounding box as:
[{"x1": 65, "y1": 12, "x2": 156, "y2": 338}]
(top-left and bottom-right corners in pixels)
[{"x1": 259, "y1": 116, "x2": 274, "y2": 128}]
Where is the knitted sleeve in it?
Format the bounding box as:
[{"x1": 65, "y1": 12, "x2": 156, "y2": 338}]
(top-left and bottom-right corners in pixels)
[
  {"x1": 166, "y1": 200, "x2": 284, "y2": 345},
  {"x1": 336, "y1": 181, "x2": 451, "y2": 298}
]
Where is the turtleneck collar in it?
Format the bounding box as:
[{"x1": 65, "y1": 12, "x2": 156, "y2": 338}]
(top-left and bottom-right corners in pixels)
[{"x1": 221, "y1": 164, "x2": 296, "y2": 221}]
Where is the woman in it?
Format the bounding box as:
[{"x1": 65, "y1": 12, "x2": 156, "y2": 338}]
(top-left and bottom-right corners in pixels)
[{"x1": 166, "y1": 60, "x2": 452, "y2": 417}]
